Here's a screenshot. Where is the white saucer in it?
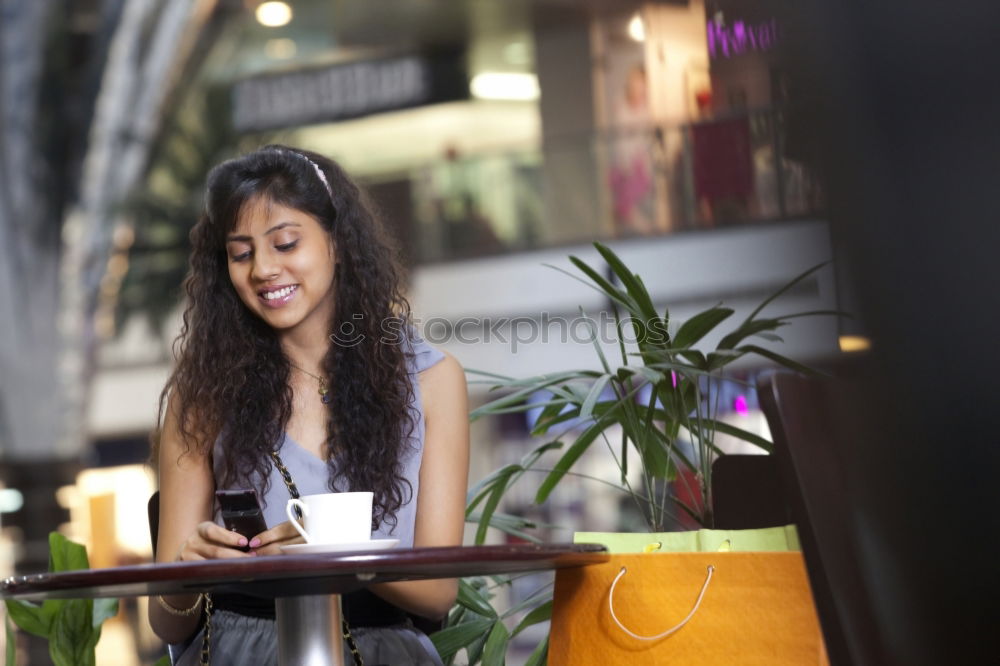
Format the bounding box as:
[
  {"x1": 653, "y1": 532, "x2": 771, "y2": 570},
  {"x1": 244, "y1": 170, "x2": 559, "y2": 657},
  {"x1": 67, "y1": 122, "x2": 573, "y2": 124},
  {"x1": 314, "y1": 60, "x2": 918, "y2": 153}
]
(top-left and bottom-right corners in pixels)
[{"x1": 280, "y1": 539, "x2": 400, "y2": 555}]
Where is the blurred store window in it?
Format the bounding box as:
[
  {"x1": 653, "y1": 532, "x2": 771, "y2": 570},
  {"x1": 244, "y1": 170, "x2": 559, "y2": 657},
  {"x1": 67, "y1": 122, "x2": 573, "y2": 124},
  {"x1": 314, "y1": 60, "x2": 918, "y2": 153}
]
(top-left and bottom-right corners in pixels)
[
  {"x1": 117, "y1": 0, "x2": 826, "y2": 303},
  {"x1": 69, "y1": 465, "x2": 156, "y2": 561}
]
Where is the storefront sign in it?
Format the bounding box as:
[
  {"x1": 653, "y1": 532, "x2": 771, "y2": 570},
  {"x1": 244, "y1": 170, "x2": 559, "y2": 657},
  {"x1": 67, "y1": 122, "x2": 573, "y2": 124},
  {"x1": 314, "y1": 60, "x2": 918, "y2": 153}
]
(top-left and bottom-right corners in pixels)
[
  {"x1": 232, "y1": 53, "x2": 467, "y2": 132},
  {"x1": 707, "y1": 18, "x2": 777, "y2": 59}
]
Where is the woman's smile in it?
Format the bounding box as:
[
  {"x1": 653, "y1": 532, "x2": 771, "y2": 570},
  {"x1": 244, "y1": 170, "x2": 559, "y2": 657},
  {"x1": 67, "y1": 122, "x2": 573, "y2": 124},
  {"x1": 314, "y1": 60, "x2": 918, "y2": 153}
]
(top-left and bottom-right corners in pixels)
[{"x1": 258, "y1": 283, "x2": 299, "y2": 308}]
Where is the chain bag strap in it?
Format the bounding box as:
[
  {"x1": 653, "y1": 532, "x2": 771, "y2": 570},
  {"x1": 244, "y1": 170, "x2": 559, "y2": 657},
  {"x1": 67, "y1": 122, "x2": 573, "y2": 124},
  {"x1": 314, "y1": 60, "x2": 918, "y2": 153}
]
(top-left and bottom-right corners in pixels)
[
  {"x1": 199, "y1": 594, "x2": 213, "y2": 666},
  {"x1": 270, "y1": 450, "x2": 365, "y2": 666}
]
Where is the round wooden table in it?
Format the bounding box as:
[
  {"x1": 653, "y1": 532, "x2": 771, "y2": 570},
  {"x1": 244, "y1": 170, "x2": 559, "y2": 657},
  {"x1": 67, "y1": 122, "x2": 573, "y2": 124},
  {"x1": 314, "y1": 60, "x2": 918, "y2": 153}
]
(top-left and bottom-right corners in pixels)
[{"x1": 1, "y1": 543, "x2": 608, "y2": 665}]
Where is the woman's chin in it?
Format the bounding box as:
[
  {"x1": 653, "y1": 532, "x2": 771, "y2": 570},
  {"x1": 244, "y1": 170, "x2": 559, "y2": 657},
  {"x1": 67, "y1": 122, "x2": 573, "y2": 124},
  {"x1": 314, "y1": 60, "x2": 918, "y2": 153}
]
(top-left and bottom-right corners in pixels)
[{"x1": 254, "y1": 308, "x2": 301, "y2": 331}]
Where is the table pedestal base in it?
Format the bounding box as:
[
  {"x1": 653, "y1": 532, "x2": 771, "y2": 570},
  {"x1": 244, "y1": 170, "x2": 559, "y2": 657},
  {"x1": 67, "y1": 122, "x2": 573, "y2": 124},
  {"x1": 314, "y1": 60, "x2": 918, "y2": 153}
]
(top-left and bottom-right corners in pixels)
[{"x1": 275, "y1": 594, "x2": 344, "y2": 666}]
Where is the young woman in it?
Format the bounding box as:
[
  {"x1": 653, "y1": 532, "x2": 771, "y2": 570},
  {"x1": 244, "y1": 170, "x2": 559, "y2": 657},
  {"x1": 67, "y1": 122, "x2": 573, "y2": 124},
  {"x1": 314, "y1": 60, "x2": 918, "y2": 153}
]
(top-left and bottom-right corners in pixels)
[{"x1": 148, "y1": 145, "x2": 469, "y2": 665}]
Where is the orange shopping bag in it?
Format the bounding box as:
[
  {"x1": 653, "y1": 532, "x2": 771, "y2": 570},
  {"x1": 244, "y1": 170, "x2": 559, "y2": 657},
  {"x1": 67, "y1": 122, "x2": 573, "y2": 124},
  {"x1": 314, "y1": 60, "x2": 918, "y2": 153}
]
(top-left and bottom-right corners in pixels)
[{"x1": 549, "y1": 551, "x2": 829, "y2": 665}]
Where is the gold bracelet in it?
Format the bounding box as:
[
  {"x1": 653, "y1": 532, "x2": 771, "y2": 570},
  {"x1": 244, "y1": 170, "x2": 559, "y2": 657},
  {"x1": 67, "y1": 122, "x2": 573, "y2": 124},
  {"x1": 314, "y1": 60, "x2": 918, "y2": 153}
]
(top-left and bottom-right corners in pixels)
[{"x1": 156, "y1": 593, "x2": 204, "y2": 617}]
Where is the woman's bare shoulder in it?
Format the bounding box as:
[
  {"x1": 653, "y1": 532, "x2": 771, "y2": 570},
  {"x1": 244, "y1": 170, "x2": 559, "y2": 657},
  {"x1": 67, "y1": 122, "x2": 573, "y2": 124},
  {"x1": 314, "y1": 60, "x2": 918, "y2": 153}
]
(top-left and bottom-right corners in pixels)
[
  {"x1": 419, "y1": 351, "x2": 466, "y2": 395},
  {"x1": 158, "y1": 390, "x2": 215, "y2": 463}
]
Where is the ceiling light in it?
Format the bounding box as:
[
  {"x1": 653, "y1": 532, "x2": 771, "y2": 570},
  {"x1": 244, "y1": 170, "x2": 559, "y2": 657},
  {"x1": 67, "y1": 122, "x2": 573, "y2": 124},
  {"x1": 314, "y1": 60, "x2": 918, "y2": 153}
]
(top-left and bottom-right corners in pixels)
[
  {"x1": 470, "y1": 72, "x2": 540, "y2": 101},
  {"x1": 628, "y1": 13, "x2": 645, "y2": 42},
  {"x1": 256, "y1": 1, "x2": 292, "y2": 28}
]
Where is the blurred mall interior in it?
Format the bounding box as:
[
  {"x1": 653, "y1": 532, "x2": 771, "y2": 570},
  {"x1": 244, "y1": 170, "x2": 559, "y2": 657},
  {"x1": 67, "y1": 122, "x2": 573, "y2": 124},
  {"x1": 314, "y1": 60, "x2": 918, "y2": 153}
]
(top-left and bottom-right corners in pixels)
[{"x1": 1, "y1": 0, "x2": 996, "y2": 664}]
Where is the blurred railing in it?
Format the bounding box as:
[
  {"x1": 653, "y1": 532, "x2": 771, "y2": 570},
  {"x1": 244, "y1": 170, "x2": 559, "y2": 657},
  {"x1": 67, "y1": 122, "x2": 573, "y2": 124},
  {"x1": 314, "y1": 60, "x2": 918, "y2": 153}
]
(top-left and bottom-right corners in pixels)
[{"x1": 361, "y1": 107, "x2": 824, "y2": 265}]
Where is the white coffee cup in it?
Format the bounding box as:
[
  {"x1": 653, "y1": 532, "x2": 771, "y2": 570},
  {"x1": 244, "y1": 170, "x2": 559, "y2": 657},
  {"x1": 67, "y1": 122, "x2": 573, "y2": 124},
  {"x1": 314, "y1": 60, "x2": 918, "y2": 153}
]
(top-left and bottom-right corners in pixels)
[{"x1": 285, "y1": 492, "x2": 374, "y2": 544}]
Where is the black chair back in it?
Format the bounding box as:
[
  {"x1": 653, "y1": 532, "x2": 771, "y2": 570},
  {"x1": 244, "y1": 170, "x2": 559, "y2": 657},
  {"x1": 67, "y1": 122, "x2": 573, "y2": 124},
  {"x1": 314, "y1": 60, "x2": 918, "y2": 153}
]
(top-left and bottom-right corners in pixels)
[
  {"x1": 148, "y1": 491, "x2": 160, "y2": 555},
  {"x1": 758, "y1": 371, "x2": 884, "y2": 666}
]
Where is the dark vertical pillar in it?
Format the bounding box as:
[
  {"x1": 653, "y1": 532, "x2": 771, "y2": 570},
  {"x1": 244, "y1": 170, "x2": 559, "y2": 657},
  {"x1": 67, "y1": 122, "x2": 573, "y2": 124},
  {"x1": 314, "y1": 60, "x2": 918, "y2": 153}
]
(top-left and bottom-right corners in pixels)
[{"x1": 774, "y1": 0, "x2": 1000, "y2": 663}]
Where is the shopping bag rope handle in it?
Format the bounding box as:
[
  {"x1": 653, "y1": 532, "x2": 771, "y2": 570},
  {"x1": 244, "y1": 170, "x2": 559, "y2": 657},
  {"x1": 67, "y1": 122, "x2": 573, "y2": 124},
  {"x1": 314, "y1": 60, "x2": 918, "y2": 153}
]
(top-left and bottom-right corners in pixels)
[{"x1": 608, "y1": 564, "x2": 715, "y2": 641}]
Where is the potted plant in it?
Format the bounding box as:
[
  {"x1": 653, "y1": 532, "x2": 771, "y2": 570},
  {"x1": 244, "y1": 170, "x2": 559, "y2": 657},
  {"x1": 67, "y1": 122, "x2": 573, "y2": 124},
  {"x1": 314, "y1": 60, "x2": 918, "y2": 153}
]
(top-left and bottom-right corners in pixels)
[
  {"x1": 430, "y1": 242, "x2": 837, "y2": 665},
  {"x1": 4, "y1": 533, "x2": 120, "y2": 666}
]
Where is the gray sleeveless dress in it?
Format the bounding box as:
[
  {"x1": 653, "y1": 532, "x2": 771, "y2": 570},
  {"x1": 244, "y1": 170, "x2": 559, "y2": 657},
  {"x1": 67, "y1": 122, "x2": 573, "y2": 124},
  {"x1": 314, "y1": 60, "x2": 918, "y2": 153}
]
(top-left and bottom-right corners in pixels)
[{"x1": 174, "y1": 336, "x2": 446, "y2": 666}]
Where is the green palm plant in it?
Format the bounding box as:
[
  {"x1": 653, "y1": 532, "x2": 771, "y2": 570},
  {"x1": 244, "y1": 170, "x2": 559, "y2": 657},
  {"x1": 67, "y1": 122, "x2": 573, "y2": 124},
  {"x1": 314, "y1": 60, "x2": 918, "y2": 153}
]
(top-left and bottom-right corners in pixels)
[
  {"x1": 467, "y1": 242, "x2": 832, "y2": 531},
  {"x1": 432, "y1": 241, "x2": 839, "y2": 664},
  {"x1": 4, "y1": 533, "x2": 119, "y2": 666}
]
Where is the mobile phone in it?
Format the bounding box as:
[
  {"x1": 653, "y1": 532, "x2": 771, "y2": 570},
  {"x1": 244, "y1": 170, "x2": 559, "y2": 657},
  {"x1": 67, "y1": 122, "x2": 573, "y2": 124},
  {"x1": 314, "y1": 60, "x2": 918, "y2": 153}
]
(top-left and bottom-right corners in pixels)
[{"x1": 215, "y1": 489, "x2": 268, "y2": 549}]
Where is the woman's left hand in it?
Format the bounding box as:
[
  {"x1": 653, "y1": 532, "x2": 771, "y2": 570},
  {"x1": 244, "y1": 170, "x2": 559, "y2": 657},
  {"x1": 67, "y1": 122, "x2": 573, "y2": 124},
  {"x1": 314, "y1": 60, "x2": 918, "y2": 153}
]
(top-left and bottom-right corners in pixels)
[{"x1": 248, "y1": 521, "x2": 305, "y2": 555}]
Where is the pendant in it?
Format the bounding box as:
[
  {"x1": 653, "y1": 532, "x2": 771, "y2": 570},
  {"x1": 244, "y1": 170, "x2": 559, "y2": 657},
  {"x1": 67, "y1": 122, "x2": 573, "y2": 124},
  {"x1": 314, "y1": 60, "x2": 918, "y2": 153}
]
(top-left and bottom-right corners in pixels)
[{"x1": 319, "y1": 385, "x2": 331, "y2": 404}]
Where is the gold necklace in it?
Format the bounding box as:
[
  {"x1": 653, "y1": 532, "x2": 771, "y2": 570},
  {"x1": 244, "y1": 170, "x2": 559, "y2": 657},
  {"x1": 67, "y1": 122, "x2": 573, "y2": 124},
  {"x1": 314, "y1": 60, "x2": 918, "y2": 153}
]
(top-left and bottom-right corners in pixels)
[{"x1": 290, "y1": 364, "x2": 331, "y2": 404}]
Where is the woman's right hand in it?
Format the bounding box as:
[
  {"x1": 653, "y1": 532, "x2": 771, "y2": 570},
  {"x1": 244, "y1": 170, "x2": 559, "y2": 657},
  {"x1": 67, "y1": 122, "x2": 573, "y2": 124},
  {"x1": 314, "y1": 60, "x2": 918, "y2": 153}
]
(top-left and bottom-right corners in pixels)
[{"x1": 175, "y1": 520, "x2": 257, "y2": 561}]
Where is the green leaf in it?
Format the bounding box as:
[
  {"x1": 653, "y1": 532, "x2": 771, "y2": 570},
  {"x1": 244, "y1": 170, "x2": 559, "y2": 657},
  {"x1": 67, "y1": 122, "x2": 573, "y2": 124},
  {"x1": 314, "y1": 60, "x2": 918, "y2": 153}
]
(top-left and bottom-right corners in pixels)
[
  {"x1": 565, "y1": 257, "x2": 632, "y2": 311},
  {"x1": 19, "y1": 534, "x2": 124, "y2": 666},
  {"x1": 593, "y1": 243, "x2": 659, "y2": 321},
  {"x1": 50, "y1": 599, "x2": 94, "y2": 666},
  {"x1": 531, "y1": 399, "x2": 572, "y2": 433},
  {"x1": 738, "y1": 344, "x2": 828, "y2": 376},
  {"x1": 92, "y1": 598, "x2": 118, "y2": 629},
  {"x1": 48, "y1": 532, "x2": 89, "y2": 573},
  {"x1": 742, "y1": 262, "x2": 828, "y2": 325},
  {"x1": 456, "y1": 579, "x2": 499, "y2": 619},
  {"x1": 466, "y1": 441, "x2": 563, "y2": 513},
  {"x1": 705, "y1": 349, "x2": 748, "y2": 371},
  {"x1": 471, "y1": 401, "x2": 564, "y2": 417},
  {"x1": 631, "y1": 427, "x2": 672, "y2": 479},
  {"x1": 481, "y1": 620, "x2": 510, "y2": 666},
  {"x1": 673, "y1": 306, "x2": 734, "y2": 348},
  {"x1": 574, "y1": 308, "x2": 613, "y2": 375},
  {"x1": 467, "y1": 463, "x2": 522, "y2": 514},
  {"x1": 5, "y1": 600, "x2": 55, "y2": 638},
  {"x1": 702, "y1": 420, "x2": 773, "y2": 453},
  {"x1": 535, "y1": 414, "x2": 613, "y2": 504},
  {"x1": 643, "y1": 314, "x2": 672, "y2": 350},
  {"x1": 475, "y1": 469, "x2": 514, "y2": 545},
  {"x1": 580, "y1": 374, "x2": 611, "y2": 419},
  {"x1": 519, "y1": 439, "x2": 565, "y2": 469},
  {"x1": 466, "y1": 512, "x2": 543, "y2": 544},
  {"x1": 645, "y1": 423, "x2": 700, "y2": 473},
  {"x1": 464, "y1": 368, "x2": 517, "y2": 382},
  {"x1": 500, "y1": 584, "x2": 553, "y2": 619},
  {"x1": 523, "y1": 635, "x2": 549, "y2": 666},
  {"x1": 470, "y1": 386, "x2": 558, "y2": 420},
  {"x1": 716, "y1": 318, "x2": 788, "y2": 351},
  {"x1": 511, "y1": 599, "x2": 553, "y2": 637},
  {"x1": 465, "y1": 512, "x2": 537, "y2": 531},
  {"x1": 153, "y1": 656, "x2": 172, "y2": 666},
  {"x1": 670, "y1": 494, "x2": 706, "y2": 524},
  {"x1": 641, "y1": 358, "x2": 717, "y2": 380},
  {"x1": 466, "y1": 634, "x2": 489, "y2": 666},
  {"x1": 487, "y1": 574, "x2": 512, "y2": 588},
  {"x1": 499, "y1": 370, "x2": 599, "y2": 390},
  {"x1": 430, "y1": 618, "x2": 495, "y2": 660},
  {"x1": 609, "y1": 382, "x2": 671, "y2": 481},
  {"x1": 531, "y1": 406, "x2": 586, "y2": 436},
  {"x1": 619, "y1": 424, "x2": 628, "y2": 482},
  {"x1": 446, "y1": 597, "x2": 469, "y2": 627},
  {"x1": 469, "y1": 371, "x2": 601, "y2": 421},
  {"x1": 677, "y1": 349, "x2": 708, "y2": 369},
  {"x1": 617, "y1": 365, "x2": 666, "y2": 385}
]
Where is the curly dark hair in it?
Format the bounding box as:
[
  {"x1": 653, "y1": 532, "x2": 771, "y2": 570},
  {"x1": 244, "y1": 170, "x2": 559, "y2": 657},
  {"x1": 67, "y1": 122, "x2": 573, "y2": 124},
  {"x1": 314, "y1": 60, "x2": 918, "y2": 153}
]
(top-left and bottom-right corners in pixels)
[{"x1": 157, "y1": 144, "x2": 414, "y2": 529}]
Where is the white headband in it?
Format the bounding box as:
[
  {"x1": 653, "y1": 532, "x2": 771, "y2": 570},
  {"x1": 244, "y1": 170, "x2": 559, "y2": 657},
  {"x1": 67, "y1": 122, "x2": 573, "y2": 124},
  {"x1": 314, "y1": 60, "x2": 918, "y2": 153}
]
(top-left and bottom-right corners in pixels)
[{"x1": 290, "y1": 151, "x2": 332, "y2": 199}]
